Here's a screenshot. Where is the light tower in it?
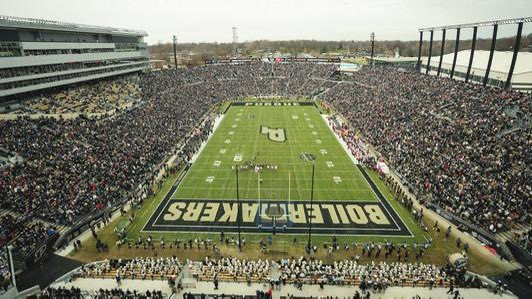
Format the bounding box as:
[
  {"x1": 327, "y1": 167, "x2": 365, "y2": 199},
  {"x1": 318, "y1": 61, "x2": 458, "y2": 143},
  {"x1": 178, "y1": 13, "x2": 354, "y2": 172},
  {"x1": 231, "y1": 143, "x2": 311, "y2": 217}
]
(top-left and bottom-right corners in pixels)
[
  {"x1": 172, "y1": 35, "x2": 178, "y2": 70},
  {"x1": 232, "y1": 27, "x2": 238, "y2": 57},
  {"x1": 370, "y1": 32, "x2": 375, "y2": 66}
]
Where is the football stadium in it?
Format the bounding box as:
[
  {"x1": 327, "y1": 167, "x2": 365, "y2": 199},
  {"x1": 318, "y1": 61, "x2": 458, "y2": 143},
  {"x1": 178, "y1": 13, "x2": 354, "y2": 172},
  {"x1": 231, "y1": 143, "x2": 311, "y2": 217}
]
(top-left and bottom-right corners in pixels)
[{"x1": 0, "y1": 1, "x2": 531, "y2": 298}]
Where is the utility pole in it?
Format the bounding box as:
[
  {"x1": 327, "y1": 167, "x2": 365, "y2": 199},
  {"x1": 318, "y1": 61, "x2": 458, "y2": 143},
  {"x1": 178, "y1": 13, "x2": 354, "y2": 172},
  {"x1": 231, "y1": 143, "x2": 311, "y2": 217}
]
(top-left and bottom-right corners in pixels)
[
  {"x1": 172, "y1": 35, "x2": 178, "y2": 70},
  {"x1": 370, "y1": 32, "x2": 375, "y2": 66},
  {"x1": 232, "y1": 27, "x2": 238, "y2": 57}
]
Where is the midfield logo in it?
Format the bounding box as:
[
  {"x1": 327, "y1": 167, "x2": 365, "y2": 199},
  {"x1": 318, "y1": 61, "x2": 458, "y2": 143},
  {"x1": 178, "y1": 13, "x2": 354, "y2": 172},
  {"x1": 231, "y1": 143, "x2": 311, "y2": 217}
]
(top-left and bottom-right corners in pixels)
[{"x1": 260, "y1": 126, "x2": 287, "y2": 142}]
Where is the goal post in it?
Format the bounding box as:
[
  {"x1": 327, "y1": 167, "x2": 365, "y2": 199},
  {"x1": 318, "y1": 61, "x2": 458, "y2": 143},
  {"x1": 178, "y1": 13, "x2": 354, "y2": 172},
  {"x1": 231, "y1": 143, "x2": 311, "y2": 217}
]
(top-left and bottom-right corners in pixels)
[{"x1": 255, "y1": 170, "x2": 293, "y2": 231}]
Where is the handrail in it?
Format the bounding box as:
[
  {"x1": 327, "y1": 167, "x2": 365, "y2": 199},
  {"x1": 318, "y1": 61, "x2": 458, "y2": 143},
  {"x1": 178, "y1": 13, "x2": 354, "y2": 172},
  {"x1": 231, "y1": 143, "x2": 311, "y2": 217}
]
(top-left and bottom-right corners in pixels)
[
  {"x1": 420, "y1": 16, "x2": 532, "y2": 31},
  {"x1": 0, "y1": 15, "x2": 147, "y2": 36}
]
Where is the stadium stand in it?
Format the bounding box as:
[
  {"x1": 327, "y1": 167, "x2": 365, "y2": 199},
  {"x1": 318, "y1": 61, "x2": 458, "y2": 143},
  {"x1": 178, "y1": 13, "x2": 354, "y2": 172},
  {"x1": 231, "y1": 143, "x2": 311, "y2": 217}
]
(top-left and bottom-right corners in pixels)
[
  {"x1": 0, "y1": 212, "x2": 60, "y2": 266},
  {"x1": 194, "y1": 257, "x2": 271, "y2": 284},
  {"x1": 189, "y1": 256, "x2": 464, "y2": 289},
  {"x1": 44, "y1": 257, "x2": 475, "y2": 298},
  {"x1": 0, "y1": 250, "x2": 13, "y2": 295},
  {"x1": 77, "y1": 257, "x2": 182, "y2": 281},
  {"x1": 277, "y1": 257, "x2": 458, "y2": 289},
  {"x1": 321, "y1": 66, "x2": 530, "y2": 234},
  {"x1": 0, "y1": 62, "x2": 530, "y2": 290},
  {"x1": 0, "y1": 15, "x2": 149, "y2": 99},
  {"x1": 20, "y1": 75, "x2": 141, "y2": 115},
  {"x1": 41, "y1": 287, "x2": 165, "y2": 299},
  {"x1": 512, "y1": 230, "x2": 531, "y2": 255}
]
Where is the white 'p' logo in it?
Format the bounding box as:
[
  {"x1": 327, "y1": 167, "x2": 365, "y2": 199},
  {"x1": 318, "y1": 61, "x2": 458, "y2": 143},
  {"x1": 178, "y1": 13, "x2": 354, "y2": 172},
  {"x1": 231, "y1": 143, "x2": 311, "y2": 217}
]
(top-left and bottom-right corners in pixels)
[{"x1": 260, "y1": 126, "x2": 286, "y2": 142}]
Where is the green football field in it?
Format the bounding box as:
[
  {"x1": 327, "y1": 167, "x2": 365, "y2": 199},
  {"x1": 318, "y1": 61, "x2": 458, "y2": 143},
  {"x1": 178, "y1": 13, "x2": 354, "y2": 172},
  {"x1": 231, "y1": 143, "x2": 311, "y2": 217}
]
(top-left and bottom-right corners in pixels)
[
  {"x1": 140, "y1": 101, "x2": 426, "y2": 241},
  {"x1": 173, "y1": 103, "x2": 377, "y2": 202}
]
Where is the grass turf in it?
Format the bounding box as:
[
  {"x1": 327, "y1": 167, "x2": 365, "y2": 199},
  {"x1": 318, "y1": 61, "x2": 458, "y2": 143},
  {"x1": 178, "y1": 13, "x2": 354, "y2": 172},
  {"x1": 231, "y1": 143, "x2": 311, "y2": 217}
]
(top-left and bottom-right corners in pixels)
[{"x1": 173, "y1": 103, "x2": 377, "y2": 201}]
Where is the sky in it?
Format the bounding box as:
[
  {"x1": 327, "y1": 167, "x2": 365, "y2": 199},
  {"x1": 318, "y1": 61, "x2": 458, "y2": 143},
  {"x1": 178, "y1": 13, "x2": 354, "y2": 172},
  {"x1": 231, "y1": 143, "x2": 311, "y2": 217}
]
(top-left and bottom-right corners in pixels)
[{"x1": 1, "y1": 0, "x2": 531, "y2": 45}]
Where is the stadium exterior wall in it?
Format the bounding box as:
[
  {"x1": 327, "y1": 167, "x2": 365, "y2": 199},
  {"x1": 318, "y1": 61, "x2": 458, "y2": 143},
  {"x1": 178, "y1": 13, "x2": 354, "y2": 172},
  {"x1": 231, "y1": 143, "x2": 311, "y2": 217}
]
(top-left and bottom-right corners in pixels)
[
  {"x1": 0, "y1": 15, "x2": 149, "y2": 100},
  {"x1": 0, "y1": 66, "x2": 146, "y2": 97}
]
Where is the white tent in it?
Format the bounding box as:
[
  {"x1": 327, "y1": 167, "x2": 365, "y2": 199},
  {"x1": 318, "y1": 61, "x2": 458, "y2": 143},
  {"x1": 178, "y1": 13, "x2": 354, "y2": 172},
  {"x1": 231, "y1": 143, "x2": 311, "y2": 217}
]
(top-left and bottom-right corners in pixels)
[{"x1": 421, "y1": 50, "x2": 532, "y2": 90}]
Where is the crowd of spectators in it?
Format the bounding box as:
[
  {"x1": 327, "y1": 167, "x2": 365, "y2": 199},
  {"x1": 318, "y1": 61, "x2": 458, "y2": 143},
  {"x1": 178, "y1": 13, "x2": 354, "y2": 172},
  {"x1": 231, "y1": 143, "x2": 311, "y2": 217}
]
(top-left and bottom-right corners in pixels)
[
  {"x1": 21, "y1": 75, "x2": 141, "y2": 114},
  {"x1": 0, "y1": 214, "x2": 27, "y2": 246},
  {"x1": 41, "y1": 254, "x2": 482, "y2": 298},
  {"x1": 189, "y1": 255, "x2": 473, "y2": 290},
  {"x1": 42, "y1": 286, "x2": 165, "y2": 299},
  {"x1": 152, "y1": 62, "x2": 337, "y2": 99},
  {"x1": 0, "y1": 213, "x2": 57, "y2": 261},
  {"x1": 322, "y1": 66, "x2": 531, "y2": 233},
  {"x1": 0, "y1": 249, "x2": 13, "y2": 295},
  {"x1": 195, "y1": 256, "x2": 270, "y2": 283},
  {"x1": 9, "y1": 221, "x2": 57, "y2": 257},
  {"x1": 1, "y1": 61, "x2": 529, "y2": 263},
  {"x1": 77, "y1": 256, "x2": 182, "y2": 281},
  {"x1": 278, "y1": 257, "x2": 456, "y2": 289},
  {"x1": 512, "y1": 229, "x2": 531, "y2": 255},
  {"x1": 0, "y1": 74, "x2": 218, "y2": 226}
]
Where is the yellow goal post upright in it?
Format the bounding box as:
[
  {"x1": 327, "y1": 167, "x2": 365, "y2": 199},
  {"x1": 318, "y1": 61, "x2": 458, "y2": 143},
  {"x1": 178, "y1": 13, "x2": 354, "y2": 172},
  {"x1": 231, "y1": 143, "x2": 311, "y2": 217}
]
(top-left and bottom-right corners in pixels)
[
  {"x1": 258, "y1": 171, "x2": 261, "y2": 217},
  {"x1": 288, "y1": 171, "x2": 291, "y2": 220},
  {"x1": 255, "y1": 168, "x2": 293, "y2": 230}
]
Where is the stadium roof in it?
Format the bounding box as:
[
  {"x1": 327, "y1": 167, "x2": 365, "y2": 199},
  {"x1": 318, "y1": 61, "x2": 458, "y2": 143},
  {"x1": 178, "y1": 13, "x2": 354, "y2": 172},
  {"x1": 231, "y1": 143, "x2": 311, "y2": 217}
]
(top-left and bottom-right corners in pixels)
[
  {"x1": 423, "y1": 50, "x2": 532, "y2": 75},
  {"x1": 419, "y1": 16, "x2": 532, "y2": 31},
  {"x1": 0, "y1": 15, "x2": 147, "y2": 37}
]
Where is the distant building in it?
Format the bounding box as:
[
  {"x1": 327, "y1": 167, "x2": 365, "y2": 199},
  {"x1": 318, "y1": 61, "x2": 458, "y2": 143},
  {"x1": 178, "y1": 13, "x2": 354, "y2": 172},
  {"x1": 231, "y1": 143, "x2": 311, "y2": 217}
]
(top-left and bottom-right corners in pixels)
[
  {"x1": 339, "y1": 62, "x2": 360, "y2": 72},
  {"x1": 0, "y1": 15, "x2": 149, "y2": 100},
  {"x1": 368, "y1": 56, "x2": 418, "y2": 66},
  {"x1": 421, "y1": 50, "x2": 532, "y2": 91},
  {"x1": 149, "y1": 59, "x2": 167, "y2": 70}
]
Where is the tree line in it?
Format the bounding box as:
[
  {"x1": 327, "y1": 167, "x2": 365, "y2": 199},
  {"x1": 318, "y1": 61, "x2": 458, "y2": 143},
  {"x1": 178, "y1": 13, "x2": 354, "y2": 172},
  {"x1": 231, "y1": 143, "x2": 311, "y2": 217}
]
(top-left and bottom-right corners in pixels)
[{"x1": 149, "y1": 34, "x2": 532, "y2": 66}]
